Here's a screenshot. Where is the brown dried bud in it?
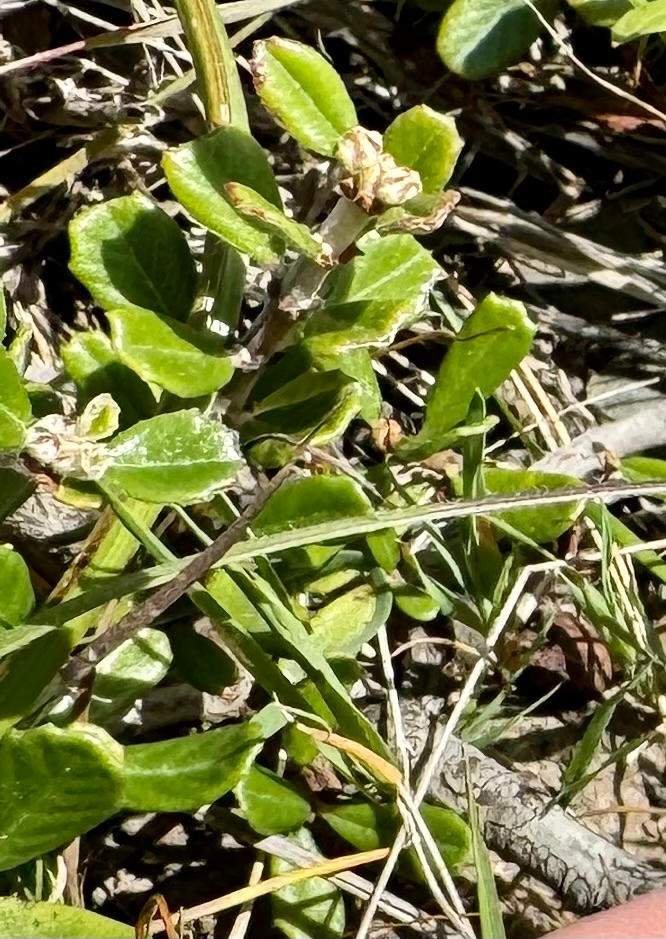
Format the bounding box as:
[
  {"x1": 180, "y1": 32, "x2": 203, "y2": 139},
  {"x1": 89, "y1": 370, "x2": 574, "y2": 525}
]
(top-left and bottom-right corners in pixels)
[{"x1": 337, "y1": 126, "x2": 422, "y2": 214}]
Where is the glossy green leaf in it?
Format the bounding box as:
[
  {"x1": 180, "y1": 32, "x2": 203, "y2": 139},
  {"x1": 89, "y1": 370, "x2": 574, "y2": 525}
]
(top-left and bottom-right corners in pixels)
[
  {"x1": 170, "y1": 622, "x2": 238, "y2": 693},
  {"x1": 251, "y1": 38, "x2": 357, "y2": 156},
  {"x1": 108, "y1": 305, "x2": 234, "y2": 398},
  {"x1": 0, "y1": 350, "x2": 31, "y2": 452},
  {"x1": 63, "y1": 331, "x2": 156, "y2": 428},
  {"x1": 612, "y1": 0, "x2": 666, "y2": 41},
  {"x1": 383, "y1": 106, "x2": 462, "y2": 193},
  {"x1": 224, "y1": 182, "x2": 329, "y2": 262},
  {"x1": 102, "y1": 410, "x2": 244, "y2": 504},
  {"x1": 437, "y1": 0, "x2": 552, "y2": 80},
  {"x1": 0, "y1": 410, "x2": 25, "y2": 452},
  {"x1": 245, "y1": 370, "x2": 362, "y2": 468},
  {"x1": 255, "y1": 475, "x2": 372, "y2": 535},
  {"x1": 0, "y1": 723, "x2": 123, "y2": 870},
  {"x1": 566, "y1": 0, "x2": 632, "y2": 27},
  {"x1": 393, "y1": 585, "x2": 440, "y2": 622},
  {"x1": 310, "y1": 583, "x2": 392, "y2": 658},
  {"x1": 163, "y1": 126, "x2": 282, "y2": 264},
  {"x1": 0, "y1": 351, "x2": 30, "y2": 422},
  {"x1": 0, "y1": 898, "x2": 132, "y2": 938},
  {"x1": 270, "y1": 828, "x2": 345, "y2": 939},
  {"x1": 90, "y1": 627, "x2": 172, "y2": 724},
  {"x1": 120, "y1": 708, "x2": 283, "y2": 811},
  {"x1": 69, "y1": 192, "x2": 196, "y2": 321},
  {"x1": 320, "y1": 800, "x2": 470, "y2": 874},
  {"x1": 304, "y1": 234, "x2": 440, "y2": 355},
  {"x1": 237, "y1": 764, "x2": 311, "y2": 836},
  {"x1": 0, "y1": 545, "x2": 34, "y2": 627},
  {"x1": 398, "y1": 293, "x2": 535, "y2": 460},
  {"x1": 485, "y1": 467, "x2": 582, "y2": 542}
]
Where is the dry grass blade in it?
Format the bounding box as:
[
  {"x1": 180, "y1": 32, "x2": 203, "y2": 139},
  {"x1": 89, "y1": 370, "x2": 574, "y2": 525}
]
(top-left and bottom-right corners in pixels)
[
  {"x1": 147, "y1": 848, "x2": 390, "y2": 932},
  {"x1": 172, "y1": 0, "x2": 246, "y2": 127},
  {"x1": 295, "y1": 723, "x2": 403, "y2": 787},
  {"x1": 0, "y1": 0, "x2": 310, "y2": 77}
]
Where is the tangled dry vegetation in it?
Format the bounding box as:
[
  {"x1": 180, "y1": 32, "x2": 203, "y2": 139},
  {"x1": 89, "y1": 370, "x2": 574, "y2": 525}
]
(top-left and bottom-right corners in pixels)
[{"x1": 2, "y1": 1, "x2": 666, "y2": 937}]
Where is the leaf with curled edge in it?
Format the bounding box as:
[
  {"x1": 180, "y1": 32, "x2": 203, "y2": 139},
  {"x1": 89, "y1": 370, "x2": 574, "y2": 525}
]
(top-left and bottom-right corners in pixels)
[{"x1": 101, "y1": 410, "x2": 245, "y2": 504}]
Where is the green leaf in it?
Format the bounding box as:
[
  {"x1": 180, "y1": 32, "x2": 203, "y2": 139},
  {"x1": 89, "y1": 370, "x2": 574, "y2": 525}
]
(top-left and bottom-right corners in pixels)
[
  {"x1": 226, "y1": 569, "x2": 392, "y2": 760},
  {"x1": 0, "y1": 724, "x2": 123, "y2": 870},
  {"x1": 0, "y1": 286, "x2": 6, "y2": 343},
  {"x1": 69, "y1": 192, "x2": 196, "y2": 321},
  {"x1": 304, "y1": 234, "x2": 440, "y2": 355},
  {"x1": 0, "y1": 545, "x2": 34, "y2": 627},
  {"x1": 163, "y1": 126, "x2": 282, "y2": 264},
  {"x1": 367, "y1": 531, "x2": 400, "y2": 573},
  {"x1": 62, "y1": 331, "x2": 156, "y2": 428},
  {"x1": 90, "y1": 627, "x2": 173, "y2": 725},
  {"x1": 224, "y1": 183, "x2": 329, "y2": 263},
  {"x1": 0, "y1": 632, "x2": 74, "y2": 739},
  {"x1": 560, "y1": 690, "x2": 624, "y2": 807},
  {"x1": 587, "y1": 500, "x2": 666, "y2": 586},
  {"x1": 622, "y1": 455, "x2": 666, "y2": 483},
  {"x1": 484, "y1": 467, "x2": 583, "y2": 542},
  {"x1": 170, "y1": 621, "x2": 238, "y2": 694},
  {"x1": 467, "y1": 779, "x2": 505, "y2": 939},
  {"x1": 102, "y1": 410, "x2": 245, "y2": 504},
  {"x1": 0, "y1": 410, "x2": 26, "y2": 452},
  {"x1": 270, "y1": 828, "x2": 345, "y2": 939},
  {"x1": 255, "y1": 475, "x2": 372, "y2": 535},
  {"x1": 108, "y1": 305, "x2": 235, "y2": 398},
  {"x1": 383, "y1": 106, "x2": 462, "y2": 193},
  {"x1": 398, "y1": 293, "x2": 535, "y2": 460},
  {"x1": 0, "y1": 898, "x2": 132, "y2": 938},
  {"x1": 310, "y1": 583, "x2": 392, "y2": 658},
  {"x1": 0, "y1": 468, "x2": 33, "y2": 523},
  {"x1": 120, "y1": 709, "x2": 283, "y2": 811},
  {"x1": 0, "y1": 350, "x2": 31, "y2": 452},
  {"x1": 251, "y1": 38, "x2": 357, "y2": 157},
  {"x1": 320, "y1": 800, "x2": 470, "y2": 874},
  {"x1": 437, "y1": 0, "x2": 552, "y2": 80},
  {"x1": 78, "y1": 394, "x2": 120, "y2": 441},
  {"x1": 236, "y1": 764, "x2": 311, "y2": 836},
  {"x1": 0, "y1": 353, "x2": 25, "y2": 424},
  {"x1": 393, "y1": 585, "x2": 440, "y2": 622},
  {"x1": 566, "y1": 0, "x2": 633, "y2": 27},
  {"x1": 0, "y1": 623, "x2": 54, "y2": 659},
  {"x1": 612, "y1": 0, "x2": 666, "y2": 41},
  {"x1": 245, "y1": 370, "x2": 362, "y2": 468}
]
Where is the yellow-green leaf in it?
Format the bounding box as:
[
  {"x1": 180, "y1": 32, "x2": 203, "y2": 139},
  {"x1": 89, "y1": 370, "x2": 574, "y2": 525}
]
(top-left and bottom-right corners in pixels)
[
  {"x1": 102, "y1": 410, "x2": 244, "y2": 504},
  {"x1": 384, "y1": 105, "x2": 462, "y2": 193},
  {"x1": 251, "y1": 38, "x2": 357, "y2": 156},
  {"x1": 108, "y1": 305, "x2": 235, "y2": 398},
  {"x1": 163, "y1": 126, "x2": 282, "y2": 264}
]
